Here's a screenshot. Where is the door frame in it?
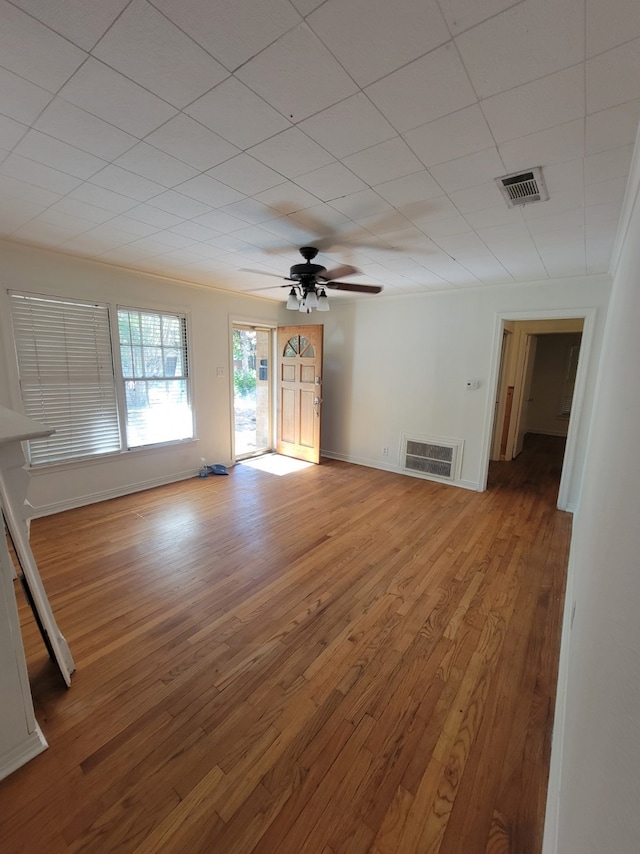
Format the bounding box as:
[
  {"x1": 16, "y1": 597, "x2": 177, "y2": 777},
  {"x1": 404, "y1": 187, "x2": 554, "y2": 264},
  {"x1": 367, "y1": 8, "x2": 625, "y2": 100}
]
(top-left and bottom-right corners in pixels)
[
  {"x1": 480, "y1": 307, "x2": 597, "y2": 510},
  {"x1": 228, "y1": 316, "x2": 277, "y2": 462}
]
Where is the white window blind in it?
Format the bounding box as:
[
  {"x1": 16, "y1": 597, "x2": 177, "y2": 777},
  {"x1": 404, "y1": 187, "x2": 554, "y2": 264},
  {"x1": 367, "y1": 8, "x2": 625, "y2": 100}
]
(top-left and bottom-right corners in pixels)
[{"x1": 9, "y1": 292, "x2": 121, "y2": 465}]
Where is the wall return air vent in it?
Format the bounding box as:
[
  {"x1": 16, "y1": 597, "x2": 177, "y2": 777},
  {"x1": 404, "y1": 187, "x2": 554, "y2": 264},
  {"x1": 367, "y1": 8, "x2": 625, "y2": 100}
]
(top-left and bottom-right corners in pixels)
[
  {"x1": 401, "y1": 435, "x2": 463, "y2": 483},
  {"x1": 496, "y1": 167, "x2": 548, "y2": 207}
]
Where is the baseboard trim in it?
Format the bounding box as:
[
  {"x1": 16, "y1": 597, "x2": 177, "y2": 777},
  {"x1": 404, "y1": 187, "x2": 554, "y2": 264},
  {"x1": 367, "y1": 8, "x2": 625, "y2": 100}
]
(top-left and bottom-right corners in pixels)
[
  {"x1": 0, "y1": 724, "x2": 48, "y2": 782},
  {"x1": 29, "y1": 469, "x2": 197, "y2": 518},
  {"x1": 321, "y1": 451, "x2": 480, "y2": 491}
]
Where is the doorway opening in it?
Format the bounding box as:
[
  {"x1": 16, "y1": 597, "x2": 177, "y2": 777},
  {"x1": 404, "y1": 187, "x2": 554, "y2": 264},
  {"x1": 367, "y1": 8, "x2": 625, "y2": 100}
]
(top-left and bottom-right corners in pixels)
[
  {"x1": 232, "y1": 325, "x2": 273, "y2": 460},
  {"x1": 488, "y1": 317, "x2": 584, "y2": 503}
]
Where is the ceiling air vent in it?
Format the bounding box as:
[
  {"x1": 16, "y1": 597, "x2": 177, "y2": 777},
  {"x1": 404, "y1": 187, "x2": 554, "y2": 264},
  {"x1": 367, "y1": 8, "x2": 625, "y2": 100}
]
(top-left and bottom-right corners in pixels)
[{"x1": 496, "y1": 167, "x2": 548, "y2": 208}]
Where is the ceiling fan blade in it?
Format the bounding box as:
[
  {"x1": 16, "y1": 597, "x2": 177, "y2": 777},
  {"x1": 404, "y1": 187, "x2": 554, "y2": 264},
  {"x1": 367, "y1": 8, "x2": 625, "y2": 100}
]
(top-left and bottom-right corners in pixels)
[
  {"x1": 238, "y1": 267, "x2": 293, "y2": 290},
  {"x1": 324, "y1": 282, "x2": 383, "y2": 294},
  {"x1": 320, "y1": 264, "x2": 359, "y2": 281}
]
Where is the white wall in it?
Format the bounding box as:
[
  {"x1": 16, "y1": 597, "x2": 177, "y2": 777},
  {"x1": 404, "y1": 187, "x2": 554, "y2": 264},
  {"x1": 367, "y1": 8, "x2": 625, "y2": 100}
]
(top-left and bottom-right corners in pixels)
[
  {"x1": 318, "y1": 276, "x2": 610, "y2": 506},
  {"x1": 547, "y1": 141, "x2": 640, "y2": 853},
  {"x1": 0, "y1": 240, "x2": 284, "y2": 514},
  {"x1": 526, "y1": 333, "x2": 583, "y2": 437}
]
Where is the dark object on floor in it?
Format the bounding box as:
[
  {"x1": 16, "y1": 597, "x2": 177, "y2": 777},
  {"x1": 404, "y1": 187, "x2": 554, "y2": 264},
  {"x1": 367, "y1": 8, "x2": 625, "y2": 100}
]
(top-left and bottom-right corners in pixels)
[{"x1": 208, "y1": 464, "x2": 229, "y2": 475}]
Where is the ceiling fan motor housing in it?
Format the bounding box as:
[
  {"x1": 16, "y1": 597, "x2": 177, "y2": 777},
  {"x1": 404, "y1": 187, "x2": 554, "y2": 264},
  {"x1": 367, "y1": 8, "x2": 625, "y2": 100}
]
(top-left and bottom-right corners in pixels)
[{"x1": 289, "y1": 262, "x2": 326, "y2": 281}]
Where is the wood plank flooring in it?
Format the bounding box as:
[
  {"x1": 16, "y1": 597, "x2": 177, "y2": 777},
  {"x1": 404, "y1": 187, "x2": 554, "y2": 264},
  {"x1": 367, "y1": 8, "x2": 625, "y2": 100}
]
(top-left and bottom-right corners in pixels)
[{"x1": 0, "y1": 434, "x2": 571, "y2": 853}]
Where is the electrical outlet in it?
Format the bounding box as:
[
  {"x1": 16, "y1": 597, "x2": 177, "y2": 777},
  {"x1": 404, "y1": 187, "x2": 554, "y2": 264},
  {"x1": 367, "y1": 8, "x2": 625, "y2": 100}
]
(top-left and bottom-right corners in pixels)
[{"x1": 382, "y1": 446, "x2": 389, "y2": 456}]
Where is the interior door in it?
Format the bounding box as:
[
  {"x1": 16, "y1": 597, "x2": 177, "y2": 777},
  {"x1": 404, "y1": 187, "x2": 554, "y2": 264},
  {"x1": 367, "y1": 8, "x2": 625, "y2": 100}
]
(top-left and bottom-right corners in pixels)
[
  {"x1": 277, "y1": 325, "x2": 323, "y2": 464},
  {"x1": 514, "y1": 333, "x2": 538, "y2": 457}
]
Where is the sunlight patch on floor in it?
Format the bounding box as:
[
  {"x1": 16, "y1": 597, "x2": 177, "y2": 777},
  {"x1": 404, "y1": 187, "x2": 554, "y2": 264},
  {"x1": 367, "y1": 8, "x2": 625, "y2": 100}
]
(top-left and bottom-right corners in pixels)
[{"x1": 240, "y1": 454, "x2": 314, "y2": 476}]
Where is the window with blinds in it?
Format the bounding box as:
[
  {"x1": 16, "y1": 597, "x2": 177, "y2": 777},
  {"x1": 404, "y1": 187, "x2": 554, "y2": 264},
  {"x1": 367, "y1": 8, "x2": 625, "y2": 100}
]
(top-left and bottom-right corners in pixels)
[
  {"x1": 9, "y1": 292, "x2": 121, "y2": 465},
  {"x1": 117, "y1": 307, "x2": 193, "y2": 447}
]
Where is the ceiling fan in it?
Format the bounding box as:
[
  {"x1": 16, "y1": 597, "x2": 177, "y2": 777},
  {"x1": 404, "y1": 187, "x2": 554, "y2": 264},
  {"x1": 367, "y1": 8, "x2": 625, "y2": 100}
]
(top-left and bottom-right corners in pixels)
[{"x1": 243, "y1": 246, "x2": 383, "y2": 313}]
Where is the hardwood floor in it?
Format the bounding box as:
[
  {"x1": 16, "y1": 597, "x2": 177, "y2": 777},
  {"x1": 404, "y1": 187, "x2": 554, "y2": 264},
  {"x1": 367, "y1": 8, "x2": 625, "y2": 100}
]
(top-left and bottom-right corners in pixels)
[{"x1": 0, "y1": 434, "x2": 571, "y2": 853}]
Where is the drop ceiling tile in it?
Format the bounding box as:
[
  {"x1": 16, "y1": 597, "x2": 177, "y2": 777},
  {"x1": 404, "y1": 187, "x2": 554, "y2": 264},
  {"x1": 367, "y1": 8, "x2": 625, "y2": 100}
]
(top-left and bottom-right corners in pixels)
[
  {"x1": 586, "y1": 38, "x2": 640, "y2": 113},
  {"x1": 222, "y1": 199, "x2": 281, "y2": 225},
  {"x1": 169, "y1": 221, "x2": 221, "y2": 242},
  {"x1": 456, "y1": 0, "x2": 584, "y2": 99},
  {"x1": 12, "y1": 218, "x2": 85, "y2": 245},
  {"x1": 524, "y1": 207, "x2": 585, "y2": 236},
  {"x1": 146, "y1": 190, "x2": 212, "y2": 219},
  {"x1": 0, "y1": 1, "x2": 86, "y2": 91},
  {"x1": 290, "y1": 0, "x2": 324, "y2": 13},
  {"x1": 145, "y1": 115, "x2": 240, "y2": 171},
  {"x1": 0, "y1": 174, "x2": 62, "y2": 208},
  {"x1": 400, "y1": 196, "x2": 460, "y2": 226},
  {"x1": 83, "y1": 222, "x2": 140, "y2": 246},
  {"x1": 114, "y1": 143, "x2": 199, "y2": 188},
  {"x1": 521, "y1": 188, "x2": 584, "y2": 221},
  {"x1": 0, "y1": 67, "x2": 53, "y2": 125},
  {"x1": 586, "y1": 101, "x2": 640, "y2": 155},
  {"x1": 89, "y1": 164, "x2": 166, "y2": 202},
  {"x1": 438, "y1": 0, "x2": 520, "y2": 35},
  {"x1": 308, "y1": 0, "x2": 450, "y2": 87},
  {"x1": 235, "y1": 23, "x2": 358, "y2": 122},
  {"x1": 249, "y1": 128, "x2": 335, "y2": 179},
  {"x1": 129, "y1": 232, "x2": 197, "y2": 253},
  {"x1": 58, "y1": 59, "x2": 178, "y2": 137},
  {"x1": 251, "y1": 184, "x2": 320, "y2": 214},
  {"x1": 34, "y1": 99, "x2": 138, "y2": 160},
  {"x1": 585, "y1": 201, "x2": 623, "y2": 226},
  {"x1": 0, "y1": 153, "x2": 82, "y2": 194},
  {"x1": 586, "y1": 0, "x2": 640, "y2": 57},
  {"x1": 492, "y1": 251, "x2": 548, "y2": 281},
  {"x1": 0, "y1": 201, "x2": 49, "y2": 233},
  {"x1": 475, "y1": 220, "x2": 536, "y2": 247},
  {"x1": 343, "y1": 138, "x2": 423, "y2": 185},
  {"x1": 0, "y1": 115, "x2": 28, "y2": 150},
  {"x1": 67, "y1": 183, "x2": 138, "y2": 214},
  {"x1": 151, "y1": 0, "x2": 301, "y2": 71},
  {"x1": 49, "y1": 197, "x2": 117, "y2": 225},
  {"x1": 373, "y1": 171, "x2": 442, "y2": 206},
  {"x1": 481, "y1": 65, "x2": 585, "y2": 143},
  {"x1": 448, "y1": 181, "x2": 505, "y2": 213},
  {"x1": 232, "y1": 225, "x2": 288, "y2": 250},
  {"x1": 498, "y1": 120, "x2": 585, "y2": 173},
  {"x1": 125, "y1": 203, "x2": 184, "y2": 229},
  {"x1": 585, "y1": 176, "x2": 629, "y2": 207},
  {"x1": 429, "y1": 147, "x2": 504, "y2": 193},
  {"x1": 92, "y1": 0, "x2": 228, "y2": 108},
  {"x1": 542, "y1": 159, "x2": 584, "y2": 194},
  {"x1": 10, "y1": 0, "x2": 130, "y2": 51},
  {"x1": 365, "y1": 44, "x2": 477, "y2": 133},
  {"x1": 207, "y1": 154, "x2": 286, "y2": 195},
  {"x1": 329, "y1": 189, "x2": 395, "y2": 220},
  {"x1": 99, "y1": 215, "x2": 160, "y2": 238},
  {"x1": 185, "y1": 77, "x2": 291, "y2": 149},
  {"x1": 404, "y1": 105, "x2": 495, "y2": 169},
  {"x1": 192, "y1": 209, "x2": 251, "y2": 234},
  {"x1": 14, "y1": 130, "x2": 107, "y2": 180},
  {"x1": 419, "y1": 214, "x2": 474, "y2": 238},
  {"x1": 464, "y1": 204, "x2": 522, "y2": 229},
  {"x1": 298, "y1": 94, "x2": 396, "y2": 159},
  {"x1": 293, "y1": 162, "x2": 367, "y2": 201},
  {"x1": 585, "y1": 145, "x2": 634, "y2": 185},
  {"x1": 172, "y1": 174, "x2": 245, "y2": 209}
]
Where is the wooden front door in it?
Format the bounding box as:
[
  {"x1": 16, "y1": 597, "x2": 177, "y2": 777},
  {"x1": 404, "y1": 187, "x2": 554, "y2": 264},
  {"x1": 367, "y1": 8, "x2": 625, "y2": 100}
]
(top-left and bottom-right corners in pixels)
[{"x1": 277, "y1": 325, "x2": 323, "y2": 464}]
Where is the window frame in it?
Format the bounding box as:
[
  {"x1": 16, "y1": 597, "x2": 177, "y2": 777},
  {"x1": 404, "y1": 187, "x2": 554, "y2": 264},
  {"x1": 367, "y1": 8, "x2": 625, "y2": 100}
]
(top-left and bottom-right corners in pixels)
[{"x1": 115, "y1": 305, "x2": 194, "y2": 450}]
